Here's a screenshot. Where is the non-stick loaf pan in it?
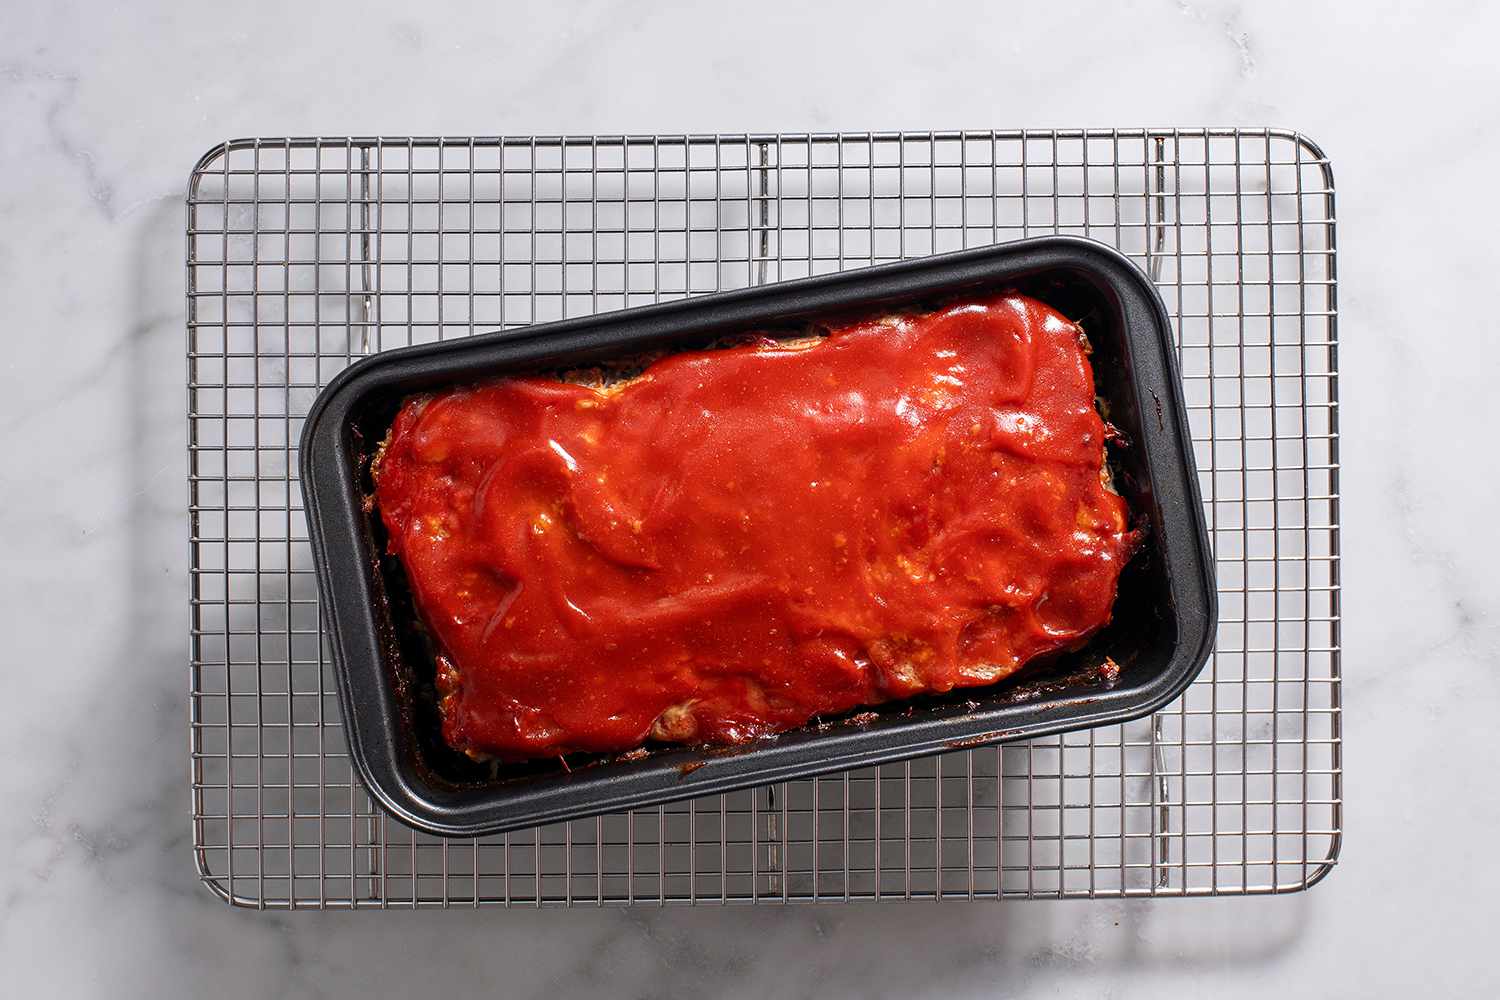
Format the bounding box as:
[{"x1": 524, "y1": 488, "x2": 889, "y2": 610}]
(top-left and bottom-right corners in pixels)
[{"x1": 300, "y1": 235, "x2": 1217, "y2": 838}]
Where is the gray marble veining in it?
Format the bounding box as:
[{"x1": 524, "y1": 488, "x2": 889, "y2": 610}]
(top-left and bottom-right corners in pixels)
[{"x1": 1, "y1": 0, "x2": 1497, "y2": 996}]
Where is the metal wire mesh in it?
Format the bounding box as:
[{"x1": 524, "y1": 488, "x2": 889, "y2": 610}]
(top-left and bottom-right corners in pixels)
[{"x1": 187, "y1": 129, "x2": 1340, "y2": 907}]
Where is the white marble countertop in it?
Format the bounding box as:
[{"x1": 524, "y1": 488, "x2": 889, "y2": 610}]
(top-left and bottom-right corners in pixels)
[{"x1": 3, "y1": 0, "x2": 1497, "y2": 995}]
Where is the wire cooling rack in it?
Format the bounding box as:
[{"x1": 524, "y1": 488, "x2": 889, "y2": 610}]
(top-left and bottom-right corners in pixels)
[{"x1": 187, "y1": 129, "x2": 1340, "y2": 907}]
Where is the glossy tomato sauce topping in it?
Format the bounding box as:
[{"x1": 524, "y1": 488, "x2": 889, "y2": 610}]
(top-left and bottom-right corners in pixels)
[{"x1": 373, "y1": 294, "x2": 1137, "y2": 760}]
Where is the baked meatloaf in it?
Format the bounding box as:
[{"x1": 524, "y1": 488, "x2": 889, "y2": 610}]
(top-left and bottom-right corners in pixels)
[{"x1": 372, "y1": 293, "x2": 1138, "y2": 761}]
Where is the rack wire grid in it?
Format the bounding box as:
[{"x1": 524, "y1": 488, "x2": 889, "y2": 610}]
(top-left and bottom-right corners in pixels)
[{"x1": 187, "y1": 129, "x2": 1340, "y2": 908}]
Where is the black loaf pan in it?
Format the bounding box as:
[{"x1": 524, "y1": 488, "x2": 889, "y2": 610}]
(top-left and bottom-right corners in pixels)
[{"x1": 301, "y1": 236, "x2": 1217, "y2": 838}]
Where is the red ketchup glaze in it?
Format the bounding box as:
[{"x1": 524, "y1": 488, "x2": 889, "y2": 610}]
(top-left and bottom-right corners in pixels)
[{"x1": 373, "y1": 294, "x2": 1137, "y2": 760}]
